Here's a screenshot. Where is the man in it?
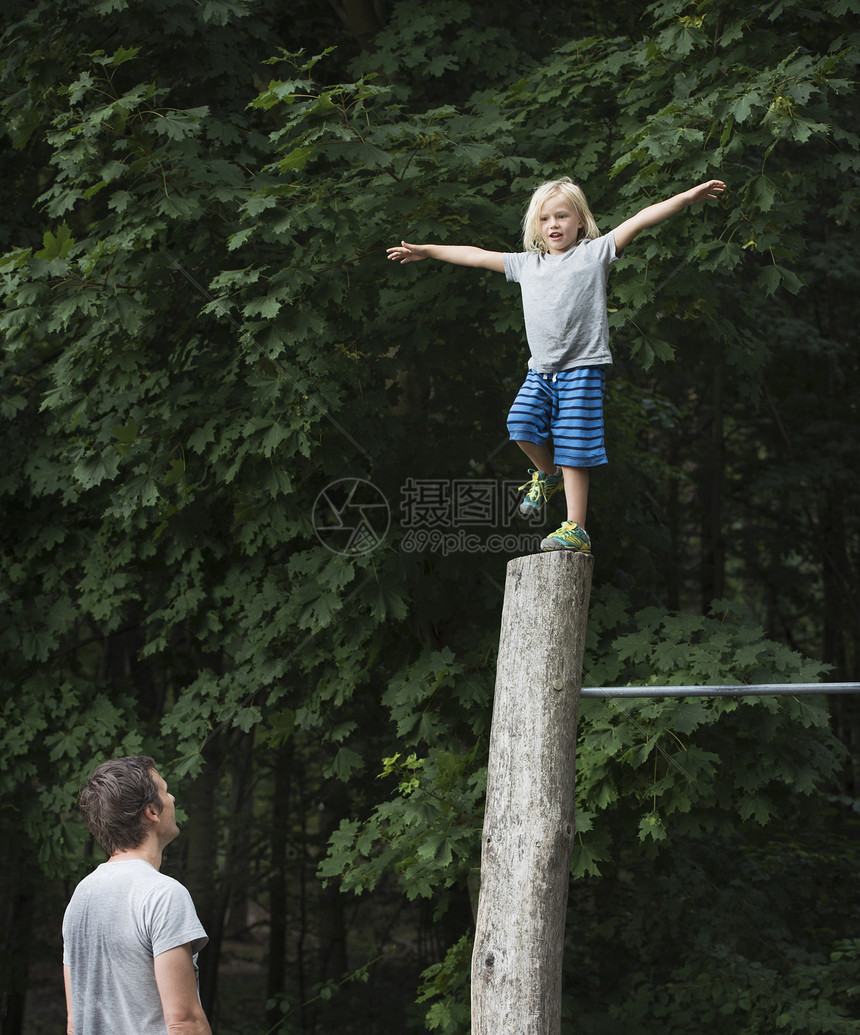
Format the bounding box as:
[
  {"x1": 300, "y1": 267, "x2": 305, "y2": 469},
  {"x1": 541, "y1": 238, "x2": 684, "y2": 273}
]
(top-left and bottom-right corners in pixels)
[{"x1": 62, "y1": 756, "x2": 212, "y2": 1035}]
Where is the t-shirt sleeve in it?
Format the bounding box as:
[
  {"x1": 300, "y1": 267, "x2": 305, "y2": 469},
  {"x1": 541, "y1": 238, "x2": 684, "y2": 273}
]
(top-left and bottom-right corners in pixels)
[
  {"x1": 503, "y1": 252, "x2": 526, "y2": 283},
  {"x1": 142, "y1": 878, "x2": 209, "y2": 958},
  {"x1": 604, "y1": 231, "x2": 622, "y2": 262}
]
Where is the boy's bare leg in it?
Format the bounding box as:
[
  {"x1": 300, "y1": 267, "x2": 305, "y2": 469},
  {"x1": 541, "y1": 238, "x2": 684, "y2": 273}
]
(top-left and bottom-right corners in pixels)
[
  {"x1": 561, "y1": 465, "x2": 589, "y2": 527},
  {"x1": 515, "y1": 440, "x2": 558, "y2": 474}
]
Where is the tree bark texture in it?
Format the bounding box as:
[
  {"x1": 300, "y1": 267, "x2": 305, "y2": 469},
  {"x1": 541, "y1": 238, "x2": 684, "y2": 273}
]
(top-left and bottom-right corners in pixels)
[{"x1": 471, "y1": 550, "x2": 594, "y2": 1035}]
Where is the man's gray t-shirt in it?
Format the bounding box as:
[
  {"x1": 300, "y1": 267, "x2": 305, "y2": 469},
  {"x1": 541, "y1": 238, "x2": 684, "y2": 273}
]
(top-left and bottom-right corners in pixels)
[
  {"x1": 63, "y1": 860, "x2": 208, "y2": 1035},
  {"x1": 503, "y1": 232, "x2": 620, "y2": 373}
]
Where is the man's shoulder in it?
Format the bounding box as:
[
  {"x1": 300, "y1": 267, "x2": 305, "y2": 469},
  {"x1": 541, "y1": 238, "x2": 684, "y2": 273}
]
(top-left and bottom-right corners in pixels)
[
  {"x1": 72, "y1": 861, "x2": 185, "y2": 902},
  {"x1": 76, "y1": 859, "x2": 160, "y2": 883}
]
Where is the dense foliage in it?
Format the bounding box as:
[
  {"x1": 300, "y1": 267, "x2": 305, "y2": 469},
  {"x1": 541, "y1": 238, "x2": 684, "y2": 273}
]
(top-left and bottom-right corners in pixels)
[{"x1": 1, "y1": 0, "x2": 858, "y2": 1032}]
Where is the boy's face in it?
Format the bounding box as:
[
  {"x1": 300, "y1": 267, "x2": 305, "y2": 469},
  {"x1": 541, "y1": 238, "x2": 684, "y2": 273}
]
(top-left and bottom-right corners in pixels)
[{"x1": 539, "y1": 195, "x2": 583, "y2": 254}]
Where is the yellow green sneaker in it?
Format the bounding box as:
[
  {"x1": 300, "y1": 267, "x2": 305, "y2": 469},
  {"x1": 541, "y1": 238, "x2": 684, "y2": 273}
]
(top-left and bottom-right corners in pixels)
[
  {"x1": 518, "y1": 468, "x2": 564, "y2": 518},
  {"x1": 540, "y1": 520, "x2": 591, "y2": 553}
]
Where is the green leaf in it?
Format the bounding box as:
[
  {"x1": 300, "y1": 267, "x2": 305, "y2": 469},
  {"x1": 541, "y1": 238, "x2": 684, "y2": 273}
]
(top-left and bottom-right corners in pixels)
[
  {"x1": 35, "y1": 223, "x2": 74, "y2": 260},
  {"x1": 73, "y1": 451, "x2": 120, "y2": 489},
  {"x1": 111, "y1": 417, "x2": 139, "y2": 444}
]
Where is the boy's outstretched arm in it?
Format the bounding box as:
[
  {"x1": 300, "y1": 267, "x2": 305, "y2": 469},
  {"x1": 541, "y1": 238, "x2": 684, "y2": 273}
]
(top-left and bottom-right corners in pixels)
[
  {"x1": 387, "y1": 241, "x2": 505, "y2": 273},
  {"x1": 613, "y1": 179, "x2": 726, "y2": 253}
]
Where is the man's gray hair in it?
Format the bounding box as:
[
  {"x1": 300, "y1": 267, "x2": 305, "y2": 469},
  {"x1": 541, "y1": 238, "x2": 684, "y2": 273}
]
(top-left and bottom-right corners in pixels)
[{"x1": 78, "y1": 755, "x2": 162, "y2": 856}]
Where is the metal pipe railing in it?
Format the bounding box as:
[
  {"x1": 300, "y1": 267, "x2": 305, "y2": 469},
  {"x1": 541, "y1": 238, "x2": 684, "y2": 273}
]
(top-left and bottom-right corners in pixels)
[{"x1": 581, "y1": 682, "x2": 860, "y2": 698}]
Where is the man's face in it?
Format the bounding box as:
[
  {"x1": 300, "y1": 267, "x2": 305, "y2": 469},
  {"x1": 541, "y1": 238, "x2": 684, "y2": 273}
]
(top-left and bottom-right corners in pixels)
[{"x1": 152, "y1": 771, "x2": 180, "y2": 845}]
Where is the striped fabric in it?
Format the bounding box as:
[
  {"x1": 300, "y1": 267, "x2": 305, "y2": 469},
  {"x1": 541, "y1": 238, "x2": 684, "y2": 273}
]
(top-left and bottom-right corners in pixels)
[{"x1": 506, "y1": 366, "x2": 607, "y2": 467}]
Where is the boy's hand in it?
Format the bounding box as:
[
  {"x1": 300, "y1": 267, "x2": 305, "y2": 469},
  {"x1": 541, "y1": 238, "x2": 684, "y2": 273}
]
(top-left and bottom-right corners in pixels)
[
  {"x1": 386, "y1": 241, "x2": 429, "y2": 263},
  {"x1": 686, "y1": 179, "x2": 727, "y2": 204}
]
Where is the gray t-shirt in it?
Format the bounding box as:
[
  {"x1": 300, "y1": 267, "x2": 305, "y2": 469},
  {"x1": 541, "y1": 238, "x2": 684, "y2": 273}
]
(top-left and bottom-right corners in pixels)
[
  {"x1": 63, "y1": 860, "x2": 208, "y2": 1035},
  {"x1": 503, "y1": 232, "x2": 620, "y2": 373}
]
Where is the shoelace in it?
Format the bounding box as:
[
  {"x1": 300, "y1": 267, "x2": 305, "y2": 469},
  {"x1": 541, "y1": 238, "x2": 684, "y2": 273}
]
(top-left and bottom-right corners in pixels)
[
  {"x1": 518, "y1": 472, "x2": 559, "y2": 500},
  {"x1": 554, "y1": 522, "x2": 588, "y2": 543}
]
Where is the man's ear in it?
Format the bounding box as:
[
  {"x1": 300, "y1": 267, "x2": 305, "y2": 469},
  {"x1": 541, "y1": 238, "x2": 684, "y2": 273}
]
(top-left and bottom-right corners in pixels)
[{"x1": 143, "y1": 801, "x2": 161, "y2": 823}]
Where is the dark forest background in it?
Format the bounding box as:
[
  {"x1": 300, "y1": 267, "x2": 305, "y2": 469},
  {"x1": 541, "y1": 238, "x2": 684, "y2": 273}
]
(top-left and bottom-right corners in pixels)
[{"x1": 1, "y1": 0, "x2": 858, "y2": 1032}]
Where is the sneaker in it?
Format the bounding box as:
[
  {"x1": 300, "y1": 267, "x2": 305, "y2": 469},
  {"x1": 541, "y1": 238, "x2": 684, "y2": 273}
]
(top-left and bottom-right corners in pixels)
[
  {"x1": 540, "y1": 521, "x2": 591, "y2": 553},
  {"x1": 518, "y1": 468, "x2": 564, "y2": 518}
]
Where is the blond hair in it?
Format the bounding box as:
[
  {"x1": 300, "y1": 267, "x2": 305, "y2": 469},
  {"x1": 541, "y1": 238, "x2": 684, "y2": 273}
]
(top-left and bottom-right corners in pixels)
[{"x1": 521, "y1": 177, "x2": 600, "y2": 254}]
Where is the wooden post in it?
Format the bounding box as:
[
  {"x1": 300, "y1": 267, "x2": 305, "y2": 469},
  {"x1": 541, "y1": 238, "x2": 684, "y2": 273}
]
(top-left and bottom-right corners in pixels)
[{"x1": 471, "y1": 550, "x2": 594, "y2": 1034}]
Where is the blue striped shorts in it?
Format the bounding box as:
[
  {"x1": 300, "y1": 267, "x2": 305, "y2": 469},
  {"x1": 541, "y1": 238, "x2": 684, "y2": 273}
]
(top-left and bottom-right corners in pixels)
[{"x1": 506, "y1": 366, "x2": 607, "y2": 467}]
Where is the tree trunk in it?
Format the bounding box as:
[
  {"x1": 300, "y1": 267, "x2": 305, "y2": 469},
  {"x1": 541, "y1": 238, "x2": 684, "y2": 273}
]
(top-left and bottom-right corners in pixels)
[
  {"x1": 315, "y1": 778, "x2": 350, "y2": 1024},
  {"x1": 0, "y1": 865, "x2": 33, "y2": 1035},
  {"x1": 471, "y1": 550, "x2": 593, "y2": 1035},
  {"x1": 183, "y1": 752, "x2": 221, "y2": 1018},
  {"x1": 266, "y1": 739, "x2": 294, "y2": 1027},
  {"x1": 327, "y1": 0, "x2": 388, "y2": 50},
  {"x1": 700, "y1": 360, "x2": 725, "y2": 611}
]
